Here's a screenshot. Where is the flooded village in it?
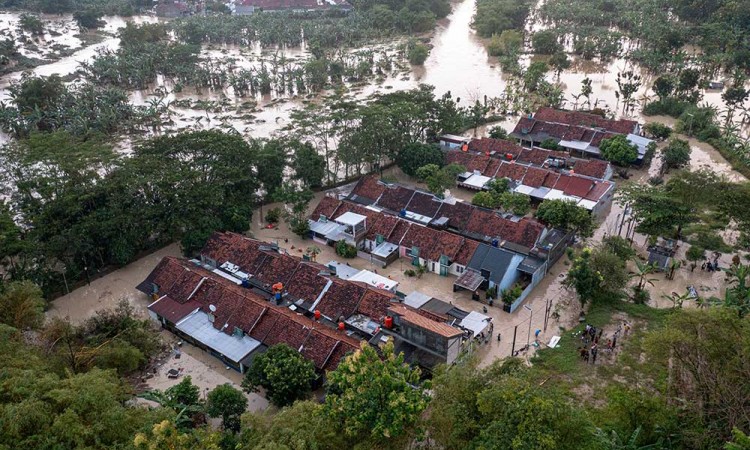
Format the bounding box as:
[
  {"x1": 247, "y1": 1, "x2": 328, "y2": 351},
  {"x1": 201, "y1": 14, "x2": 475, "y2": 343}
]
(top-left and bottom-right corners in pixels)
[{"x1": 1, "y1": 0, "x2": 750, "y2": 448}]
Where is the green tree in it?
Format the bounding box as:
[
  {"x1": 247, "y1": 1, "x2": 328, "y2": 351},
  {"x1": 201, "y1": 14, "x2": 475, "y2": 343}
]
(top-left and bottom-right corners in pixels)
[
  {"x1": 601, "y1": 235, "x2": 635, "y2": 261},
  {"x1": 0, "y1": 280, "x2": 45, "y2": 330},
  {"x1": 645, "y1": 308, "x2": 750, "y2": 448},
  {"x1": 652, "y1": 76, "x2": 675, "y2": 100},
  {"x1": 73, "y1": 9, "x2": 104, "y2": 29},
  {"x1": 549, "y1": 51, "x2": 571, "y2": 77},
  {"x1": 134, "y1": 420, "x2": 221, "y2": 450},
  {"x1": 416, "y1": 163, "x2": 464, "y2": 198},
  {"x1": 498, "y1": 191, "x2": 531, "y2": 215},
  {"x1": 242, "y1": 344, "x2": 316, "y2": 408},
  {"x1": 726, "y1": 428, "x2": 750, "y2": 450},
  {"x1": 489, "y1": 126, "x2": 509, "y2": 139},
  {"x1": 535, "y1": 199, "x2": 595, "y2": 238},
  {"x1": 472, "y1": 191, "x2": 500, "y2": 208},
  {"x1": 406, "y1": 39, "x2": 429, "y2": 65},
  {"x1": 686, "y1": 245, "x2": 705, "y2": 271},
  {"x1": 540, "y1": 138, "x2": 561, "y2": 150},
  {"x1": 643, "y1": 122, "x2": 672, "y2": 140},
  {"x1": 564, "y1": 246, "x2": 629, "y2": 307},
  {"x1": 206, "y1": 384, "x2": 247, "y2": 433},
  {"x1": 532, "y1": 30, "x2": 561, "y2": 54},
  {"x1": 660, "y1": 138, "x2": 691, "y2": 172},
  {"x1": 396, "y1": 142, "x2": 444, "y2": 177},
  {"x1": 599, "y1": 135, "x2": 639, "y2": 166},
  {"x1": 19, "y1": 14, "x2": 44, "y2": 35},
  {"x1": 291, "y1": 140, "x2": 325, "y2": 188},
  {"x1": 325, "y1": 342, "x2": 429, "y2": 442}
]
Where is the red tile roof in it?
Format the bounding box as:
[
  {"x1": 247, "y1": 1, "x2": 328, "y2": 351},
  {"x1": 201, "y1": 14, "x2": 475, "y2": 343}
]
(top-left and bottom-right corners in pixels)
[
  {"x1": 388, "y1": 220, "x2": 411, "y2": 243},
  {"x1": 285, "y1": 262, "x2": 330, "y2": 304},
  {"x1": 316, "y1": 278, "x2": 366, "y2": 321},
  {"x1": 350, "y1": 175, "x2": 386, "y2": 203},
  {"x1": 388, "y1": 305, "x2": 463, "y2": 338},
  {"x1": 400, "y1": 225, "x2": 438, "y2": 258},
  {"x1": 533, "y1": 107, "x2": 637, "y2": 135},
  {"x1": 445, "y1": 151, "x2": 475, "y2": 167},
  {"x1": 405, "y1": 192, "x2": 442, "y2": 218},
  {"x1": 366, "y1": 214, "x2": 399, "y2": 241},
  {"x1": 254, "y1": 253, "x2": 301, "y2": 287},
  {"x1": 572, "y1": 159, "x2": 609, "y2": 179},
  {"x1": 585, "y1": 181, "x2": 613, "y2": 202},
  {"x1": 149, "y1": 296, "x2": 200, "y2": 324},
  {"x1": 324, "y1": 341, "x2": 358, "y2": 371},
  {"x1": 454, "y1": 238, "x2": 480, "y2": 266},
  {"x1": 469, "y1": 138, "x2": 524, "y2": 157},
  {"x1": 310, "y1": 196, "x2": 342, "y2": 221},
  {"x1": 377, "y1": 185, "x2": 415, "y2": 212},
  {"x1": 495, "y1": 162, "x2": 528, "y2": 182},
  {"x1": 561, "y1": 176, "x2": 595, "y2": 198},
  {"x1": 435, "y1": 201, "x2": 474, "y2": 230},
  {"x1": 465, "y1": 210, "x2": 543, "y2": 249},
  {"x1": 142, "y1": 255, "x2": 359, "y2": 371},
  {"x1": 357, "y1": 289, "x2": 397, "y2": 322},
  {"x1": 521, "y1": 166, "x2": 549, "y2": 188}
]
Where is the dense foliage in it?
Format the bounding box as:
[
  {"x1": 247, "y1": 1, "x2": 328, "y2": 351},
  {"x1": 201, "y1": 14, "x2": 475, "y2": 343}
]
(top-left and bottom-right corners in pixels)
[{"x1": 242, "y1": 344, "x2": 317, "y2": 407}]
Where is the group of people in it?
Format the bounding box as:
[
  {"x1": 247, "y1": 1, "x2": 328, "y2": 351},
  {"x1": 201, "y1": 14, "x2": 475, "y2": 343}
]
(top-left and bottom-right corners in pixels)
[
  {"x1": 577, "y1": 322, "x2": 630, "y2": 364},
  {"x1": 700, "y1": 252, "x2": 723, "y2": 272}
]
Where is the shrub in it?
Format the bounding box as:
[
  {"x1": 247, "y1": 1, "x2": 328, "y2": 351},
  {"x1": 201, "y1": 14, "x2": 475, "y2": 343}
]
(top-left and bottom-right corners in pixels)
[
  {"x1": 265, "y1": 207, "x2": 281, "y2": 224},
  {"x1": 532, "y1": 30, "x2": 561, "y2": 54},
  {"x1": 406, "y1": 40, "x2": 429, "y2": 65},
  {"x1": 335, "y1": 239, "x2": 357, "y2": 258},
  {"x1": 404, "y1": 269, "x2": 416, "y2": 277},
  {"x1": 643, "y1": 122, "x2": 672, "y2": 140},
  {"x1": 291, "y1": 217, "x2": 310, "y2": 237},
  {"x1": 539, "y1": 138, "x2": 561, "y2": 150},
  {"x1": 488, "y1": 126, "x2": 508, "y2": 139},
  {"x1": 661, "y1": 138, "x2": 691, "y2": 172}
]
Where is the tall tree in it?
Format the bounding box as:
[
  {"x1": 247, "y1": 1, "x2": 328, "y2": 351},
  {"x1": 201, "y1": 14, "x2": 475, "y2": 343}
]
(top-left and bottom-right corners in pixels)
[
  {"x1": 206, "y1": 384, "x2": 247, "y2": 433},
  {"x1": 325, "y1": 342, "x2": 429, "y2": 443},
  {"x1": 242, "y1": 344, "x2": 316, "y2": 407}
]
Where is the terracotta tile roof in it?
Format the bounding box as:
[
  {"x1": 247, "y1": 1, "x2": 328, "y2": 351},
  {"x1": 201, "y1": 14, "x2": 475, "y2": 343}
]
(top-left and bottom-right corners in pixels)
[
  {"x1": 572, "y1": 159, "x2": 609, "y2": 179},
  {"x1": 585, "y1": 180, "x2": 614, "y2": 201},
  {"x1": 465, "y1": 210, "x2": 543, "y2": 249},
  {"x1": 416, "y1": 308, "x2": 450, "y2": 322},
  {"x1": 388, "y1": 220, "x2": 411, "y2": 243},
  {"x1": 316, "y1": 278, "x2": 366, "y2": 321},
  {"x1": 310, "y1": 196, "x2": 342, "y2": 221},
  {"x1": 454, "y1": 238, "x2": 479, "y2": 266},
  {"x1": 431, "y1": 233, "x2": 464, "y2": 262},
  {"x1": 366, "y1": 214, "x2": 399, "y2": 241},
  {"x1": 406, "y1": 192, "x2": 442, "y2": 218},
  {"x1": 388, "y1": 305, "x2": 463, "y2": 338},
  {"x1": 517, "y1": 147, "x2": 567, "y2": 165},
  {"x1": 357, "y1": 288, "x2": 397, "y2": 322},
  {"x1": 469, "y1": 138, "x2": 524, "y2": 157},
  {"x1": 533, "y1": 107, "x2": 637, "y2": 135},
  {"x1": 435, "y1": 201, "x2": 474, "y2": 230},
  {"x1": 484, "y1": 157, "x2": 502, "y2": 177},
  {"x1": 323, "y1": 341, "x2": 358, "y2": 371},
  {"x1": 285, "y1": 262, "x2": 329, "y2": 304},
  {"x1": 141, "y1": 255, "x2": 359, "y2": 371},
  {"x1": 496, "y1": 162, "x2": 528, "y2": 182},
  {"x1": 562, "y1": 176, "x2": 595, "y2": 198},
  {"x1": 521, "y1": 166, "x2": 549, "y2": 188},
  {"x1": 553, "y1": 174, "x2": 573, "y2": 192},
  {"x1": 301, "y1": 330, "x2": 339, "y2": 370},
  {"x1": 590, "y1": 131, "x2": 617, "y2": 147},
  {"x1": 512, "y1": 117, "x2": 536, "y2": 136},
  {"x1": 149, "y1": 296, "x2": 200, "y2": 324},
  {"x1": 400, "y1": 225, "x2": 438, "y2": 257},
  {"x1": 465, "y1": 154, "x2": 492, "y2": 173},
  {"x1": 151, "y1": 258, "x2": 189, "y2": 294},
  {"x1": 377, "y1": 185, "x2": 415, "y2": 212},
  {"x1": 249, "y1": 308, "x2": 280, "y2": 342},
  {"x1": 350, "y1": 175, "x2": 386, "y2": 204},
  {"x1": 542, "y1": 171, "x2": 560, "y2": 188},
  {"x1": 446, "y1": 151, "x2": 475, "y2": 167},
  {"x1": 263, "y1": 312, "x2": 311, "y2": 349},
  {"x1": 167, "y1": 270, "x2": 205, "y2": 302},
  {"x1": 201, "y1": 232, "x2": 268, "y2": 275},
  {"x1": 254, "y1": 253, "x2": 301, "y2": 287}
]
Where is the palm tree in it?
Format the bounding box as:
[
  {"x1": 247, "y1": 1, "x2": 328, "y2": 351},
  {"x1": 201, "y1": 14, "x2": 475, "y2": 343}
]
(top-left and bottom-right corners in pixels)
[
  {"x1": 631, "y1": 259, "x2": 658, "y2": 292},
  {"x1": 306, "y1": 246, "x2": 321, "y2": 262},
  {"x1": 662, "y1": 290, "x2": 692, "y2": 309}
]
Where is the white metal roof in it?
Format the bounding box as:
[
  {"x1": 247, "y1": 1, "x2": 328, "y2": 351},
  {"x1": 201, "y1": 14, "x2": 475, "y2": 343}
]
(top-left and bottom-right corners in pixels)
[
  {"x1": 404, "y1": 291, "x2": 432, "y2": 309},
  {"x1": 326, "y1": 260, "x2": 360, "y2": 279},
  {"x1": 464, "y1": 174, "x2": 491, "y2": 189},
  {"x1": 514, "y1": 184, "x2": 535, "y2": 195},
  {"x1": 309, "y1": 220, "x2": 344, "y2": 238},
  {"x1": 577, "y1": 199, "x2": 598, "y2": 210},
  {"x1": 459, "y1": 311, "x2": 492, "y2": 338},
  {"x1": 558, "y1": 139, "x2": 589, "y2": 150},
  {"x1": 349, "y1": 270, "x2": 398, "y2": 291},
  {"x1": 372, "y1": 241, "x2": 399, "y2": 258},
  {"x1": 336, "y1": 211, "x2": 367, "y2": 226},
  {"x1": 176, "y1": 311, "x2": 261, "y2": 363}
]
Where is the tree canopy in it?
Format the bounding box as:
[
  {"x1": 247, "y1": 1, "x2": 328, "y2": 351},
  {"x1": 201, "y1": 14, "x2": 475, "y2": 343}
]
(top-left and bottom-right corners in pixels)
[{"x1": 242, "y1": 344, "x2": 316, "y2": 407}]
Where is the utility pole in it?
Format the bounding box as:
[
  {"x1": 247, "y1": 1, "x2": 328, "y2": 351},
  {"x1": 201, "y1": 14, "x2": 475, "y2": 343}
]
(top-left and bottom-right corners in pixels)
[
  {"x1": 524, "y1": 305, "x2": 533, "y2": 347},
  {"x1": 511, "y1": 325, "x2": 517, "y2": 356}
]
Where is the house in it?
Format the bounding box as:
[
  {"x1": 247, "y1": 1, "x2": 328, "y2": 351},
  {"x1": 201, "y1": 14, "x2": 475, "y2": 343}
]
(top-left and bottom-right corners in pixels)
[
  {"x1": 155, "y1": 1, "x2": 190, "y2": 17},
  {"x1": 140, "y1": 231, "x2": 480, "y2": 372},
  {"x1": 510, "y1": 108, "x2": 651, "y2": 163},
  {"x1": 439, "y1": 134, "x2": 471, "y2": 148},
  {"x1": 137, "y1": 257, "x2": 361, "y2": 373},
  {"x1": 234, "y1": 0, "x2": 352, "y2": 14},
  {"x1": 385, "y1": 304, "x2": 465, "y2": 365},
  {"x1": 465, "y1": 243, "x2": 525, "y2": 292}
]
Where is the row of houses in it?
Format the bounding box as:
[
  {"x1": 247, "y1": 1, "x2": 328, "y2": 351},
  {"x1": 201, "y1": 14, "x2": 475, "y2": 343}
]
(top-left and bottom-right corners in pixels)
[
  {"x1": 509, "y1": 107, "x2": 653, "y2": 163},
  {"x1": 307, "y1": 179, "x2": 572, "y2": 310},
  {"x1": 445, "y1": 146, "x2": 616, "y2": 218},
  {"x1": 138, "y1": 232, "x2": 491, "y2": 373},
  {"x1": 233, "y1": 0, "x2": 352, "y2": 14}
]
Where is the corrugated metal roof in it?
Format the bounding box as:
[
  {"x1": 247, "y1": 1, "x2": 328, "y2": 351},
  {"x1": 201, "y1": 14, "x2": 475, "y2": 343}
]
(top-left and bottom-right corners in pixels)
[{"x1": 176, "y1": 310, "x2": 261, "y2": 363}]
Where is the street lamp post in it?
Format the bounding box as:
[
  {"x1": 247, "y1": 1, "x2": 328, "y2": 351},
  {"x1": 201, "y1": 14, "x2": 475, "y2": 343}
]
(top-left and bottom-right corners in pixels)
[{"x1": 524, "y1": 305, "x2": 533, "y2": 347}]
